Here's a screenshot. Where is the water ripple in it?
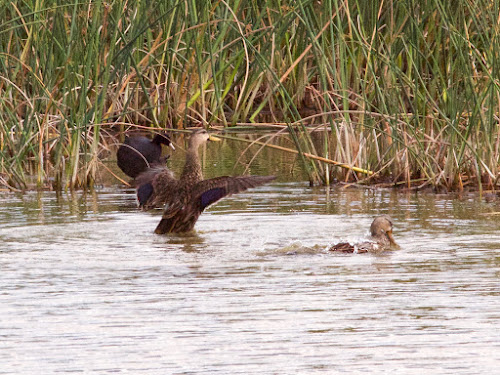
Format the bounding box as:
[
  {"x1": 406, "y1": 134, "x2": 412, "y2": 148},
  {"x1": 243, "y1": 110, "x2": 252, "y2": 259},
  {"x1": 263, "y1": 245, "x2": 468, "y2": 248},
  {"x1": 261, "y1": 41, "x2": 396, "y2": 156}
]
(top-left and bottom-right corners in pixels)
[{"x1": 0, "y1": 185, "x2": 499, "y2": 374}]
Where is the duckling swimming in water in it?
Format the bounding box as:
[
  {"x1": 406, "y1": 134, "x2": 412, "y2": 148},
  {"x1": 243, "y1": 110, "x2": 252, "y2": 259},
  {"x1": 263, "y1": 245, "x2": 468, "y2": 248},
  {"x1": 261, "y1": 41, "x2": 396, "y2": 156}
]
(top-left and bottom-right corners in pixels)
[
  {"x1": 329, "y1": 215, "x2": 398, "y2": 253},
  {"x1": 135, "y1": 129, "x2": 275, "y2": 234}
]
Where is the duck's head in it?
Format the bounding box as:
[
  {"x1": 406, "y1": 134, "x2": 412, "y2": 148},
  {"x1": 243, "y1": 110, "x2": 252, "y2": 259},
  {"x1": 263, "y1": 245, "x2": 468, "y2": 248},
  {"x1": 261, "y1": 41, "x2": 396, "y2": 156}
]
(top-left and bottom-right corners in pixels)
[
  {"x1": 370, "y1": 215, "x2": 398, "y2": 247},
  {"x1": 188, "y1": 129, "x2": 220, "y2": 149},
  {"x1": 152, "y1": 132, "x2": 175, "y2": 150}
]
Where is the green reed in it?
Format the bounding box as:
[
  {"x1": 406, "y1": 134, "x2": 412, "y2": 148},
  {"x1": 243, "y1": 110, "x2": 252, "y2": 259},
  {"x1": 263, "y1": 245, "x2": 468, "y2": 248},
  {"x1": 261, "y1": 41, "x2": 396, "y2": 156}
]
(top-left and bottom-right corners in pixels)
[{"x1": 1, "y1": 0, "x2": 499, "y2": 191}]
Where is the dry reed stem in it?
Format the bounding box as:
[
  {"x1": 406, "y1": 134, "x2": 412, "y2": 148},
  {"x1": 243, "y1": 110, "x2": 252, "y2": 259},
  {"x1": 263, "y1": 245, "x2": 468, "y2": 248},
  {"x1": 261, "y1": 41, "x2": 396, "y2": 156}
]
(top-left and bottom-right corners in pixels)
[{"x1": 219, "y1": 134, "x2": 374, "y2": 175}]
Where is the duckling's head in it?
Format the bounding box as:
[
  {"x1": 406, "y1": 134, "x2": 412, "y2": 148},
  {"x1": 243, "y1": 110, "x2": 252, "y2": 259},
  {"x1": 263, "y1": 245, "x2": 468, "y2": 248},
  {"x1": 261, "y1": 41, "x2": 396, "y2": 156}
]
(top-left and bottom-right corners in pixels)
[
  {"x1": 370, "y1": 215, "x2": 397, "y2": 246},
  {"x1": 188, "y1": 129, "x2": 220, "y2": 149}
]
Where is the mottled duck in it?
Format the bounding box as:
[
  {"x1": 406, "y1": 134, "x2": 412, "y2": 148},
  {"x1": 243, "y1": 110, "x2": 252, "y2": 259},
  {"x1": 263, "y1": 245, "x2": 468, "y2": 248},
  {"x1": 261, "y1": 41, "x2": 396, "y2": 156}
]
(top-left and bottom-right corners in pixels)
[
  {"x1": 329, "y1": 215, "x2": 398, "y2": 253},
  {"x1": 136, "y1": 129, "x2": 275, "y2": 234}
]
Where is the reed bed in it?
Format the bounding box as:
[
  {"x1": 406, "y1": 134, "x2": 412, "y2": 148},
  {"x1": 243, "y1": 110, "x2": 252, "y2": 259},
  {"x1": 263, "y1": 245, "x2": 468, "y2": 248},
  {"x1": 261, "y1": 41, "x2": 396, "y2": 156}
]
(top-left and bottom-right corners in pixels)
[{"x1": 1, "y1": 0, "x2": 499, "y2": 191}]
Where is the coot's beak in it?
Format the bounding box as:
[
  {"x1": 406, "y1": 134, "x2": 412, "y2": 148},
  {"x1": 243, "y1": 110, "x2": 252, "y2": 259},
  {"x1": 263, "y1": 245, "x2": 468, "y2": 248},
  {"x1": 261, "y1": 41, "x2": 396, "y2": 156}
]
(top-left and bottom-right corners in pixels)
[{"x1": 168, "y1": 142, "x2": 176, "y2": 150}]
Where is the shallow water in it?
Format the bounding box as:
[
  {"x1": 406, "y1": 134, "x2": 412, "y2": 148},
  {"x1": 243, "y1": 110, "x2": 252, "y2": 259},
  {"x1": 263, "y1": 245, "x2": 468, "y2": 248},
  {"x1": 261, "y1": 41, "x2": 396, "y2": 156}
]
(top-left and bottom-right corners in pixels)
[{"x1": 1, "y1": 184, "x2": 499, "y2": 374}]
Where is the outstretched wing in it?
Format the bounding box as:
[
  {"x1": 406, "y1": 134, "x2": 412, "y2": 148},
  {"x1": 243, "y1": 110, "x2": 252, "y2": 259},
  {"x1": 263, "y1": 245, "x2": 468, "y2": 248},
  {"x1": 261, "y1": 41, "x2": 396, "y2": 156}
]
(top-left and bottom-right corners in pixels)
[
  {"x1": 135, "y1": 166, "x2": 176, "y2": 209},
  {"x1": 137, "y1": 183, "x2": 154, "y2": 207},
  {"x1": 192, "y1": 175, "x2": 276, "y2": 210},
  {"x1": 153, "y1": 175, "x2": 275, "y2": 234},
  {"x1": 134, "y1": 166, "x2": 164, "y2": 187}
]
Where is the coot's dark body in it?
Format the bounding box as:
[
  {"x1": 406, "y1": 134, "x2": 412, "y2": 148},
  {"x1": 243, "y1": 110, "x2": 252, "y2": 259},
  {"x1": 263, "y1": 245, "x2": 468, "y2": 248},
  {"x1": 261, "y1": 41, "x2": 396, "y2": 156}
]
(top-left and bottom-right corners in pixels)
[{"x1": 117, "y1": 133, "x2": 173, "y2": 178}]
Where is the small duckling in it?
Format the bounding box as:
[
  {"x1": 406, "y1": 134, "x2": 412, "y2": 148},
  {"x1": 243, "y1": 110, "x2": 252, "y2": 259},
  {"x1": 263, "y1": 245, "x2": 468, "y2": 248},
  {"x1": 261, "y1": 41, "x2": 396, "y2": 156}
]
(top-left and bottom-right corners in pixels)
[{"x1": 330, "y1": 215, "x2": 398, "y2": 253}]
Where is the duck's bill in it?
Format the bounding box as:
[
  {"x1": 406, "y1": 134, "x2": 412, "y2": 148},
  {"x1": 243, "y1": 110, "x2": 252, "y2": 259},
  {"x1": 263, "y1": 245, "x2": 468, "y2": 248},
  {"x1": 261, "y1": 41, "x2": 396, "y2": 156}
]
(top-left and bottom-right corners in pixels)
[
  {"x1": 208, "y1": 135, "x2": 221, "y2": 142},
  {"x1": 387, "y1": 230, "x2": 400, "y2": 249}
]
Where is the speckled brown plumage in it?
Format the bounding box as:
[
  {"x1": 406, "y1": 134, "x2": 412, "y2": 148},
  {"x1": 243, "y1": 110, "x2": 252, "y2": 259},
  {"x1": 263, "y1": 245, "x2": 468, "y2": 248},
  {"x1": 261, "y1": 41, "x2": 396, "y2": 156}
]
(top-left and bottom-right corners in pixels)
[
  {"x1": 329, "y1": 215, "x2": 398, "y2": 253},
  {"x1": 135, "y1": 129, "x2": 275, "y2": 234}
]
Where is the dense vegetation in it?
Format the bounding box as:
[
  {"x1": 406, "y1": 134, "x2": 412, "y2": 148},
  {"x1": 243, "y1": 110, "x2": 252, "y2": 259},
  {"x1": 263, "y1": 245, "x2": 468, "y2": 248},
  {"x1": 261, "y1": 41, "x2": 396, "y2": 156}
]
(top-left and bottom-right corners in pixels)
[{"x1": 1, "y1": 0, "x2": 499, "y2": 191}]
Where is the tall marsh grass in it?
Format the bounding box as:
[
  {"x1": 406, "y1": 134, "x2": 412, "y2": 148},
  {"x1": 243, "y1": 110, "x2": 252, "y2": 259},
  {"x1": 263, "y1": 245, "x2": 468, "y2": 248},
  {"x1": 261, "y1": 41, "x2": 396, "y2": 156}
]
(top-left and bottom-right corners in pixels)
[{"x1": 1, "y1": 0, "x2": 499, "y2": 191}]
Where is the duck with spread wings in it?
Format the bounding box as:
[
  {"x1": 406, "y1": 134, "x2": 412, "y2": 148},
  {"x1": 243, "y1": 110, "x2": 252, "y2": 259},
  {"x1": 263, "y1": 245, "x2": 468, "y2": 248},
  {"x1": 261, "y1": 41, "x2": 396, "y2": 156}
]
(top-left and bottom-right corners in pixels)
[{"x1": 135, "y1": 129, "x2": 275, "y2": 234}]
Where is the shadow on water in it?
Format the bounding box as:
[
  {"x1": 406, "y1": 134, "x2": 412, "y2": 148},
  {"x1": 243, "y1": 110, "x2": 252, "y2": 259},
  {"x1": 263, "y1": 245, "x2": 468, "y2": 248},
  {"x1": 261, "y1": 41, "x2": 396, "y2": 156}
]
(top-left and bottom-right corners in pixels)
[{"x1": 1, "y1": 137, "x2": 500, "y2": 374}]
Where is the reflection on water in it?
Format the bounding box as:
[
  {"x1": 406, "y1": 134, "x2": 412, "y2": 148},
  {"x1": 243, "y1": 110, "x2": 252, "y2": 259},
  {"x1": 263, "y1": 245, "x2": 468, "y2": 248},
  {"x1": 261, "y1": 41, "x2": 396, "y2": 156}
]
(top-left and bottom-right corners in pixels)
[{"x1": 1, "y1": 185, "x2": 499, "y2": 374}]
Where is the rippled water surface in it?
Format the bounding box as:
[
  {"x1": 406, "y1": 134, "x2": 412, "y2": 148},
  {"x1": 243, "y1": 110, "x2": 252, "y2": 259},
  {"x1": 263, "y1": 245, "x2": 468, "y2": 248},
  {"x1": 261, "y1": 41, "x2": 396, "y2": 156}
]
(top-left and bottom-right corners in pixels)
[{"x1": 1, "y1": 184, "x2": 499, "y2": 374}]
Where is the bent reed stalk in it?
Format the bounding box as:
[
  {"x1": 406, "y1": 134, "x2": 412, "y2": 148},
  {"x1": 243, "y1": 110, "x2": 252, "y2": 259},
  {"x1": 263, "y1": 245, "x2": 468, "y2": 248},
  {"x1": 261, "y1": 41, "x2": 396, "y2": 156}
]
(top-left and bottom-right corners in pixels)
[{"x1": 1, "y1": 0, "x2": 499, "y2": 191}]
